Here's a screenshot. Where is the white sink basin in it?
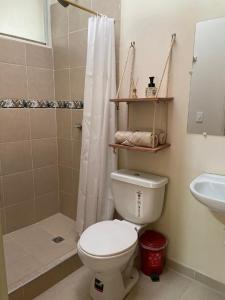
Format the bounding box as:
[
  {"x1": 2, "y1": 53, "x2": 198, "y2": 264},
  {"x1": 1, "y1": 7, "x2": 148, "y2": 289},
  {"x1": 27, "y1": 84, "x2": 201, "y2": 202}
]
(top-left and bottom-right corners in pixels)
[{"x1": 190, "y1": 173, "x2": 225, "y2": 213}]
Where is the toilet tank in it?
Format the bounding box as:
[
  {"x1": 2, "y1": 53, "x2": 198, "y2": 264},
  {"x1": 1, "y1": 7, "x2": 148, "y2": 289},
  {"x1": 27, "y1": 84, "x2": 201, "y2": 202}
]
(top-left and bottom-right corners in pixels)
[{"x1": 111, "y1": 169, "x2": 168, "y2": 225}]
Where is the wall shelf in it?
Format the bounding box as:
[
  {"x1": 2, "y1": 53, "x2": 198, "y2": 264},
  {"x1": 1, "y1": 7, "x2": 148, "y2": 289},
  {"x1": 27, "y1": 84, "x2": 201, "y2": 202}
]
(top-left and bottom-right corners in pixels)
[
  {"x1": 110, "y1": 97, "x2": 174, "y2": 103},
  {"x1": 109, "y1": 143, "x2": 171, "y2": 153},
  {"x1": 110, "y1": 35, "x2": 176, "y2": 154}
]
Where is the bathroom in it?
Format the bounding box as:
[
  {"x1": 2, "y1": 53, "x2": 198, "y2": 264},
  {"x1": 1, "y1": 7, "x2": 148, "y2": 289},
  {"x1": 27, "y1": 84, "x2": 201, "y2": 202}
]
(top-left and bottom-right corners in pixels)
[{"x1": 1, "y1": 0, "x2": 225, "y2": 299}]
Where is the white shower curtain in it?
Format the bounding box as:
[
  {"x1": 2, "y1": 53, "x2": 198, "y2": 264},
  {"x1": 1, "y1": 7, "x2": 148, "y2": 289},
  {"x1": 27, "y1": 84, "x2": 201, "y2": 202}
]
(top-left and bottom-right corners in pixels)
[{"x1": 76, "y1": 16, "x2": 117, "y2": 234}]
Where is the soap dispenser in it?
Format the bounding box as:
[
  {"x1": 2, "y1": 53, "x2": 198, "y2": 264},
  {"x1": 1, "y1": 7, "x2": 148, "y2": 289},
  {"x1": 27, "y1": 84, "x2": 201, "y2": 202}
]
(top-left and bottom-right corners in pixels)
[{"x1": 145, "y1": 77, "x2": 157, "y2": 97}]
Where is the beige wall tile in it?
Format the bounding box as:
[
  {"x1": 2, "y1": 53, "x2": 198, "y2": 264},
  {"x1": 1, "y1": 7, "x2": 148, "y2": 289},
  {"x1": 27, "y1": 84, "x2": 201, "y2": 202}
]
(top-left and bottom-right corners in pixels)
[
  {"x1": 30, "y1": 109, "x2": 57, "y2": 139},
  {"x1": 3, "y1": 171, "x2": 34, "y2": 206},
  {"x1": 55, "y1": 69, "x2": 70, "y2": 100},
  {"x1": 92, "y1": 0, "x2": 121, "y2": 20},
  {"x1": 35, "y1": 192, "x2": 59, "y2": 222},
  {"x1": 0, "y1": 141, "x2": 32, "y2": 175},
  {"x1": 53, "y1": 36, "x2": 69, "y2": 70},
  {"x1": 32, "y1": 138, "x2": 58, "y2": 169},
  {"x1": 34, "y1": 166, "x2": 59, "y2": 197},
  {"x1": 0, "y1": 63, "x2": 27, "y2": 99},
  {"x1": 70, "y1": 67, "x2": 85, "y2": 99},
  {"x1": 9, "y1": 288, "x2": 24, "y2": 300},
  {"x1": 69, "y1": 30, "x2": 87, "y2": 68},
  {"x1": 69, "y1": 0, "x2": 91, "y2": 32},
  {"x1": 56, "y1": 109, "x2": 72, "y2": 139},
  {"x1": 27, "y1": 67, "x2": 54, "y2": 100},
  {"x1": 59, "y1": 166, "x2": 73, "y2": 194},
  {"x1": 0, "y1": 37, "x2": 25, "y2": 65},
  {"x1": 26, "y1": 44, "x2": 53, "y2": 69},
  {"x1": 0, "y1": 177, "x2": 4, "y2": 208},
  {"x1": 23, "y1": 255, "x2": 80, "y2": 300},
  {"x1": 60, "y1": 192, "x2": 76, "y2": 220},
  {"x1": 72, "y1": 140, "x2": 81, "y2": 170},
  {"x1": 51, "y1": 3, "x2": 68, "y2": 40},
  {"x1": 0, "y1": 209, "x2": 6, "y2": 234},
  {"x1": 57, "y1": 255, "x2": 82, "y2": 278},
  {"x1": 5, "y1": 200, "x2": 35, "y2": 233},
  {"x1": 0, "y1": 109, "x2": 30, "y2": 143},
  {"x1": 72, "y1": 110, "x2": 83, "y2": 140},
  {"x1": 58, "y1": 138, "x2": 73, "y2": 168},
  {"x1": 73, "y1": 169, "x2": 80, "y2": 198},
  {"x1": 6, "y1": 253, "x2": 42, "y2": 288}
]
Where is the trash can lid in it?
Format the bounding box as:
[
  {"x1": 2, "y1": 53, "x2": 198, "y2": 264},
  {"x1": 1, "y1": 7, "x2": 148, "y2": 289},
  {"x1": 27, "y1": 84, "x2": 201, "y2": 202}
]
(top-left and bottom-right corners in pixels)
[{"x1": 139, "y1": 230, "x2": 167, "y2": 251}]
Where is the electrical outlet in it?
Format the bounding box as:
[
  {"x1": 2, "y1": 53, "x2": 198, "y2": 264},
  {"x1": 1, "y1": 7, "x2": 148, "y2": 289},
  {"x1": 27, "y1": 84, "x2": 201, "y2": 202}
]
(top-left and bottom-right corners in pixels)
[{"x1": 196, "y1": 111, "x2": 204, "y2": 123}]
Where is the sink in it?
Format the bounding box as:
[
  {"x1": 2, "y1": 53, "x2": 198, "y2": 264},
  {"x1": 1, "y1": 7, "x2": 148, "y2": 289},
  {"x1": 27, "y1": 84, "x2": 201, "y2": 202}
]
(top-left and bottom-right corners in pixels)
[{"x1": 190, "y1": 173, "x2": 225, "y2": 213}]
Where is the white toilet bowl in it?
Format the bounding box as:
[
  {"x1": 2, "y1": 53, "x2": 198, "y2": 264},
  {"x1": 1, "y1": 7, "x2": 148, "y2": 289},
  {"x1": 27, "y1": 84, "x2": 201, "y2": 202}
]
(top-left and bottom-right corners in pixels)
[
  {"x1": 78, "y1": 220, "x2": 140, "y2": 300},
  {"x1": 78, "y1": 242, "x2": 137, "y2": 273}
]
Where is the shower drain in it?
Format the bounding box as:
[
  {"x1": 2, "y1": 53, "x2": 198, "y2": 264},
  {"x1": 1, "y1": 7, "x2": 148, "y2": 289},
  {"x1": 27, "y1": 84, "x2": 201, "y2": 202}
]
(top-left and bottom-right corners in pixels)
[{"x1": 52, "y1": 236, "x2": 65, "y2": 243}]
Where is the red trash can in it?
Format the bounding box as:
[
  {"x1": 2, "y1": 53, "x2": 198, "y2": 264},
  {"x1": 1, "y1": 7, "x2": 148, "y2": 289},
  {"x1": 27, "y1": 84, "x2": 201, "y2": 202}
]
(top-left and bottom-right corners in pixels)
[{"x1": 139, "y1": 230, "x2": 168, "y2": 276}]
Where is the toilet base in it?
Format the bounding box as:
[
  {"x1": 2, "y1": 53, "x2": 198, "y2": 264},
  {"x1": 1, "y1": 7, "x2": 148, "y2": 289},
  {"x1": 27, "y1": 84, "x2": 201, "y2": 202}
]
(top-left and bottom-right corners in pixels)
[{"x1": 90, "y1": 268, "x2": 139, "y2": 300}]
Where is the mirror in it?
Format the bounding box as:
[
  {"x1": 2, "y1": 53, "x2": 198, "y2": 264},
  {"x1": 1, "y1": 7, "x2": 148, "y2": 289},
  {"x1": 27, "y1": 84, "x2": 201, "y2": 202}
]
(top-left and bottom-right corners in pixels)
[{"x1": 188, "y1": 17, "x2": 225, "y2": 136}]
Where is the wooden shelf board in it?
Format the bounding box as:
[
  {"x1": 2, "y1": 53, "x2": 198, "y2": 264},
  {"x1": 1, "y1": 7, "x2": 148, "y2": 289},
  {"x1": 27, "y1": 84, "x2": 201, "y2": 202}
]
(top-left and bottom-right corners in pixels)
[
  {"x1": 109, "y1": 143, "x2": 171, "y2": 153},
  {"x1": 110, "y1": 97, "x2": 173, "y2": 103}
]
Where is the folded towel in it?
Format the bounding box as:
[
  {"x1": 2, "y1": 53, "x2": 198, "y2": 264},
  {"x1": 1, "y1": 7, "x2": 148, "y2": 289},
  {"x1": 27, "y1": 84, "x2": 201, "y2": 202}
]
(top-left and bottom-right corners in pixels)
[
  {"x1": 149, "y1": 129, "x2": 167, "y2": 145},
  {"x1": 114, "y1": 130, "x2": 166, "y2": 148},
  {"x1": 115, "y1": 131, "x2": 134, "y2": 146},
  {"x1": 131, "y1": 131, "x2": 159, "y2": 148}
]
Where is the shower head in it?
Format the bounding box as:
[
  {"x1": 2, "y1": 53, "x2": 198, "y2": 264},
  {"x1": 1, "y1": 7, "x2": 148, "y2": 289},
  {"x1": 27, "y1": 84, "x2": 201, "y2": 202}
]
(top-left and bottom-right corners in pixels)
[{"x1": 57, "y1": 0, "x2": 69, "y2": 7}]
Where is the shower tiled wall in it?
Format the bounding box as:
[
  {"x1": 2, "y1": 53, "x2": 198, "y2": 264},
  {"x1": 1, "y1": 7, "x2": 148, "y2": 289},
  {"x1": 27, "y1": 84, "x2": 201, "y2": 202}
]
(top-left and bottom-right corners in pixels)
[
  {"x1": 0, "y1": 37, "x2": 59, "y2": 234},
  {"x1": 57, "y1": 109, "x2": 82, "y2": 219},
  {"x1": 51, "y1": 0, "x2": 121, "y2": 220}
]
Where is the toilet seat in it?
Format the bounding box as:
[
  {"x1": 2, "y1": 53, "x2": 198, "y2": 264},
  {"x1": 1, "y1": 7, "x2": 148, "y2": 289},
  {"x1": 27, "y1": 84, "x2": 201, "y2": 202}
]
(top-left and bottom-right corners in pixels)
[{"x1": 79, "y1": 220, "x2": 138, "y2": 257}]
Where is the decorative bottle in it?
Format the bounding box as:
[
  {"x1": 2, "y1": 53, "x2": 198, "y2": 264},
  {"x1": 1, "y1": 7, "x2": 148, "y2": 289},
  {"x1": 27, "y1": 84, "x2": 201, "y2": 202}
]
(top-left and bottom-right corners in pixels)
[{"x1": 145, "y1": 77, "x2": 157, "y2": 97}]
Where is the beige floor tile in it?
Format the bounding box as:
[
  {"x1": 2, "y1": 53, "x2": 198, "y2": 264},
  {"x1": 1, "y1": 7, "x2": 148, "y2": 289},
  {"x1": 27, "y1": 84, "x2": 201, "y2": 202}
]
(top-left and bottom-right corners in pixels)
[
  {"x1": 4, "y1": 213, "x2": 79, "y2": 292},
  {"x1": 10, "y1": 226, "x2": 73, "y2": 265},
  {"x1": 126, "y1": 269, "x2": 192, "y2": 300},
  {"x1": 34, "y1": 267, "x2": 92, "y2": 300},
  {"x1": 37, "y1": 213, "x2": 76, "y2": 240},
  {"x1": 34, "y1": 267, "x2": 225, "y2": 300},
  {"x1": 180, "y1": 283, "x2": 225, "y2": 300},
  {"x1": 3, "y1": 239, "x2": 28, "y2": 266},
  {"x1": 6, "y1": 254, "x2": 42, "y2": 288}
]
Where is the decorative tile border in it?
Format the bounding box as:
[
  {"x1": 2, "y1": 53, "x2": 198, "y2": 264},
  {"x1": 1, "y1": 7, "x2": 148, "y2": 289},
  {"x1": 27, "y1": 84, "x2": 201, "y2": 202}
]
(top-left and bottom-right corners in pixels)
[{"x1": 0, "y1": 99, "x2": 84, "y2": 109}]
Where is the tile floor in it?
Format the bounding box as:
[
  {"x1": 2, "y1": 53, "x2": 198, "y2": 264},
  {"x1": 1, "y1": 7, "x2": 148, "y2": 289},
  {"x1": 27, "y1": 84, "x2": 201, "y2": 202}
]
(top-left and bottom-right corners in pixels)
[
  {"x1": 3, "y1": 213, "x2": 78, "y2": 293},
  {"x1": 34, "y1": 266, "x2": 225, "y2": 300}
]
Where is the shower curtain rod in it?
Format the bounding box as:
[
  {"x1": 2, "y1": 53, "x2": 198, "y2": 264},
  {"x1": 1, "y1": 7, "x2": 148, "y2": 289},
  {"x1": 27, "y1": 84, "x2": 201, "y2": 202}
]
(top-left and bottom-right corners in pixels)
[{"x1": 59, "y1": 0, "x2": 104, "y2": 16}]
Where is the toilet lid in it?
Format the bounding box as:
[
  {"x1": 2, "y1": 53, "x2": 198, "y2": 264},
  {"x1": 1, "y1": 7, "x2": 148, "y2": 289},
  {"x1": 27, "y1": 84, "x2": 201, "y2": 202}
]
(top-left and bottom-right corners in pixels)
[{"x1": 79, "y1": 220, "x2": 138, "y2": 257}]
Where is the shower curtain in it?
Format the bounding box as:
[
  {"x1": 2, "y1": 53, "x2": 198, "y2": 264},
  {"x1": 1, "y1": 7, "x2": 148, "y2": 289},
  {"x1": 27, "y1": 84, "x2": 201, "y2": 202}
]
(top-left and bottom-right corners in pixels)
[{"x1": 76, "y1": 16, "x2": 117, "y2": 234}]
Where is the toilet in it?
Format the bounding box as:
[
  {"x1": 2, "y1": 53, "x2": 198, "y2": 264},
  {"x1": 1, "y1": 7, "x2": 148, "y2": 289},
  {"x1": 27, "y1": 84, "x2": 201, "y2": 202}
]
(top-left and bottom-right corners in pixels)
[{"x1": 78, "y1": 169, "x2": 168, "y2": 300}]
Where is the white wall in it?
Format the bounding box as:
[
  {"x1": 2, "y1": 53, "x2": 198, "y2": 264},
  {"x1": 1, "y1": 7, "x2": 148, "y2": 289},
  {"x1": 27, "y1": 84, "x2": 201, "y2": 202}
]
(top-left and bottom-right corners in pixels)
[{"x1": 120, "y1": 0, "x2": 225, "y2": 283}]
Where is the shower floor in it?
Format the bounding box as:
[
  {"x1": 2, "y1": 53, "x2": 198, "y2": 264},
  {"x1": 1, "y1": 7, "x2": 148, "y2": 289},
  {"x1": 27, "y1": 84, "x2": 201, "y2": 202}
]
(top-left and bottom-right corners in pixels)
[{"x1": 3, "y1": 213, "x2": 78, "y2": 293}]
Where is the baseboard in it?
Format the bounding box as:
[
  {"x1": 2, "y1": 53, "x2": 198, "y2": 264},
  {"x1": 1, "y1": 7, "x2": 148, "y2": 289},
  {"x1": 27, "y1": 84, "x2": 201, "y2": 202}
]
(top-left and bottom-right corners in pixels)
[{"x1": 167, "y1": 259, "x2": 225, "y2": 295}]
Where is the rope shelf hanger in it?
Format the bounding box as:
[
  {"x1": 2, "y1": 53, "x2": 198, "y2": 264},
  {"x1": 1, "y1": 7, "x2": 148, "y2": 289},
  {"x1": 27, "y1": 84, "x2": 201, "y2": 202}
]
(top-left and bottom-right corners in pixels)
[{"x1": 152, "y1": 33, "x2": 176, "y2": 148}]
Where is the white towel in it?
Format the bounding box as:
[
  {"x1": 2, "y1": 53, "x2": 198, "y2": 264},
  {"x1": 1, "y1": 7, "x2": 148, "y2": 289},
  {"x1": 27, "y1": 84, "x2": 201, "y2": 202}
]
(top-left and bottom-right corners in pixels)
[
  {"x1": 131, "y1": 131, "x2": 159, "y2": 148},
  {"x1": 115, "y1": 131, "x2": 134, "y2": 146},
  {"x1": 114, "y1": 130, "x2": 166, "y2": 148},
  {"x1": 149, "y1": 129, "x2": 167, "y2": 145}
]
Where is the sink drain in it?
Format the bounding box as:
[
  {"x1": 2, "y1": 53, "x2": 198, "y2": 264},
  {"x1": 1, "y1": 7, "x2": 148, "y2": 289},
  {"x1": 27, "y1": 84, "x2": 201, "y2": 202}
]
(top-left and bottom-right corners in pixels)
[{"x1": 52, "y1": 236, "x2": 64, "y2": 243}]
